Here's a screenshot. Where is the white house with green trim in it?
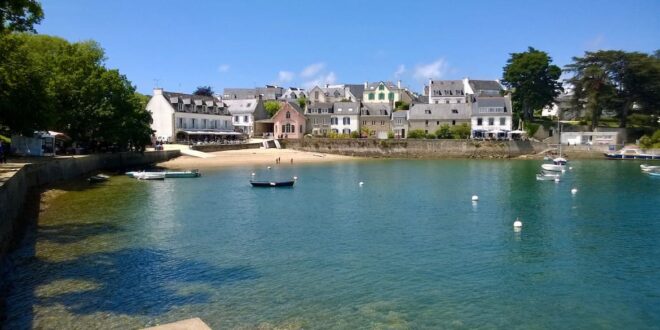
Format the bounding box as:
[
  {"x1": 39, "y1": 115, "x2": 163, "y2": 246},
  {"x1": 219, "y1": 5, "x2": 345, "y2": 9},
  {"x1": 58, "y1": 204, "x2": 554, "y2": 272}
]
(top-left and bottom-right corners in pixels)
[{"x1": 362, "y1": 81, "x2": 413, "y2": 104}]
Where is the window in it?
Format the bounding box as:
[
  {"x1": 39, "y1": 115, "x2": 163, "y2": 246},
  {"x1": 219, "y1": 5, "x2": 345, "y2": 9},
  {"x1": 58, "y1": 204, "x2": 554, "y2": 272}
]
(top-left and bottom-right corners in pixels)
[
  {"x1": 337, "y1": 108, "x2": 342, "y2": 112},
  {"x1": 378, "y1": 93, "x2": 385, "y2": 100},
  {"x1": 191, "y1": 119, "x2": 196, "y2": 128},
  {"x1": 425, "y1": 109, "x2": 431, "y2": 114},
  {"x1": 379, "y1": 84, "x2": 384, "y2": 91},
  {"x1": 477, "y1": 118, "x2": 483, "y2": 126},
  {"x1": 388, "y1": 92, "x2": 394, "y2": 100},
  {"x1": 372, "y1": 121, "x2": 376, "y2": 125},
  {"x1": 457, "y1": 100, "x2": 461, "y2": 104},
  {"x1": 178, "y1": 103, "x2": 183, "y2": 111},
  {"x1": 343, "y1": 117, "x2": 351, "y2": 125},
  {"x1": 299, "y1": 125, "x2": 302, "y2": 133},
  {"x1": 203, "y1": 119, "x2": 207, "y2": 128},
  {"x1": 452, "y1": 120, "x2": 456, "y2": 126},
  {"x1": 314, "y1": 91, "x2": 319, "y2": 100},
  {"x1": 381, "y1": 121, "x2": 385, "y2": 125},
  {"x1": 435, "y1": 101, "x2": 439, "y2": 104},
  {"x1": 488, "y1": 118, "x2": 494, "y2": 125},
  {"x1": 445, "y1": 100, "x2": 449, "y2": 104},
  {"x1": 425, "y1": 120, "x2": 429, "y2": 126},
  {"x1": 331, "y1": 117, "x2": 338, "y2": 125},
  {"x1": 369, "y1": 93, "x2": 375, "y2": 100},
  {"x1": 452, "y1": 109, "x2": 458, "y2": 114},
  {"x1": 343, "y1": 128, "x2": 351, "y2": 134},
  {"x1": 286, "y1": 111, "x2": 291, "y2": 119},
  {"x1": 177, "y1": 118, "x2": 183, "y2": 128},
  {"x1": 244, "y1": 116, "x2": 249, "y2": 122},
  {"x1": 500, "y1": 117, "x2": 506, "y2": 125},
  {"x1": 362, "y1": 120, "x2": 366, "y2": 125},
  {"x1": 396, "y1": 118, "x2": 402, "y2": 124},
  {"x1": 292, "y1": 125, "x2": 295, "y2": 133},
  {"x1": 436, "y1": 121, "x2": 440, "y2": 125}
]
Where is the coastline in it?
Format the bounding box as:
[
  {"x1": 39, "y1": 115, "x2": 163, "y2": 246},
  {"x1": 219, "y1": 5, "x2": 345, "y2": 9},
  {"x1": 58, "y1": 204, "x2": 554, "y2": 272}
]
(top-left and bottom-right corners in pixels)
[{"x1": 157, "y1": 148, "x2": 361, "y2": 169}]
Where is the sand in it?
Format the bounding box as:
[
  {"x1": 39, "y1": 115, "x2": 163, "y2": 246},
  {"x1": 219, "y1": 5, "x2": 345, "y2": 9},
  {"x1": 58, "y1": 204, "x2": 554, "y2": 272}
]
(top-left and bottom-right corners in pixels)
[{"x1": 157, "y1": 148, "x2": 359, "y2": 169}]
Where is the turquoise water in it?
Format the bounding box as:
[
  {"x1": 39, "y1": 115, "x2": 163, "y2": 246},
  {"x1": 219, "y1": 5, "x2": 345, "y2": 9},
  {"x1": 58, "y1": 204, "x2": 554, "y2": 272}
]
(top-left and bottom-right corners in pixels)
[{"x1": 4, "y1": 160, "x2": 660, "y2": 329}]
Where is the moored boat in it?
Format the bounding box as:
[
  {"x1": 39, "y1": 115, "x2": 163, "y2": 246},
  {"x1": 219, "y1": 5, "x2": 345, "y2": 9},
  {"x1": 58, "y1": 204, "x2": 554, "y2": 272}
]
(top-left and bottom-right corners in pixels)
[
  {"x1": 164, "y1": 170, "x2": 201, "y2": 178},
  {"x1": 134, "y1": 172, "x2": 165, "y2": 180},
  {"x1": 250, "y1": 180, "x2": 295, "y2": 187},
  {"x1": 541, "y1": 163, "x2": 565, "y2": 172},
  {"x1": 88, "y1": 174, "x2": 110, "y2": 183},
  {"x1": 640, "y1": 164, "x2": 660, "y2": 172},
  {"x1": 605, "y1": 148, "x2": 660, "y2": 160}
]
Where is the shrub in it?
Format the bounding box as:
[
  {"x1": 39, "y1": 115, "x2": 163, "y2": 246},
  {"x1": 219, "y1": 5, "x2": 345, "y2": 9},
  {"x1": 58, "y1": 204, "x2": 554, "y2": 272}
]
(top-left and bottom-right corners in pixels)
[
  {"x1": 408, "y1": 129, "x2": 427, "y2": 139},
  {"x1": 639, "y1": 129, "x2": 660, "y2": 148},
  {"x1": 435, "y1": 124, "x2": 452, "y2": 139},
  {"x1": 451, "y1": 123, "x2": 471, "y2": 139},
  {"x1": 525, "y1": 123, "x2": 540, "y2": 137},
  {"x1": 387, "y1": 131, "x2": 394, "y2": 139},
  {"x1": 350, "y1": 131, "x2": 360, "y2": 138}
]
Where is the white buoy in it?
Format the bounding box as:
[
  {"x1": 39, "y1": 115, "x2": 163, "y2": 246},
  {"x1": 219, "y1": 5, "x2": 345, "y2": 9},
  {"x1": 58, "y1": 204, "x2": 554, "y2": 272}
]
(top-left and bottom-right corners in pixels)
[
  {"x1": 471, "y1": 195, "x2": 479, "y2": 202},
  {"x1": 561, "y1": 169, "x2": 566, "y2": 173},
  {"x1": 569, "y1": 167, "x2": 573, "y2": 170},
  {"x1": 513, "y1": 218, "x2": 523, "y2": 228},
  {"x1": 571, "y1": 188, "x2": 578, "y2": 194},
  {"x1": 359, "y1": 181, "x2": 364, "y2": 186},
  {"x1": 554, "y1": 177, "x2": 560, "y2": 183},
  {"x1": 267, "y1": 166, "x2": 271, "y2": 169},
  {"x1": 293, "y1": 176, "x2": 298, "y2": 180},
  {"x1": 251, "y1": 172, "x2": 256, "y2": 176}
]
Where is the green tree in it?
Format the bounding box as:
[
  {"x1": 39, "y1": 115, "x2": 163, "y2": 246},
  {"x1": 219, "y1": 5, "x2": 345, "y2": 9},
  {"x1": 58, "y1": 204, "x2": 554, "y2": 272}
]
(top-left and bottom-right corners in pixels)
[
  {"x1": 408, "y1": 129, "x2": 426, "y2": 139},
  {"x1": 264, "y1": 100, "x2": 281, "y2": 117},
  {"x1": 193, "y1": 86, "x2": 213, "y2": 96},
  {"x1": 435, "y1": 124, "x2": 452, "y2": 139},
  {"x1": 360, "y1": 126, "x2": 372, "y2": 138},
  {"x1": 501, "y1": 47, "x2": 563, "y2": 121},
  {"x1": 394, "y1": 101, "x2": 410, "y2": 110},
  {"x1": 297, "y1": 96, "x2": 307, "y2": 109},
  {"x1": 0, "y1": 0, "x2": 43, "y2": 33},
  {"x1": 450, "y1": 123, "x2": 471, "y2": 139}
]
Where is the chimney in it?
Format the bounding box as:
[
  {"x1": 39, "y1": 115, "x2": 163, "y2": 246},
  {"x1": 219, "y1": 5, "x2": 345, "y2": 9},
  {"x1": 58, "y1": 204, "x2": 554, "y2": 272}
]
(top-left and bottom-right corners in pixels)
[
  {"x1": 153, "y1": 88, "x2": 163, "y2": 96},
  {"x1": 364, "y1": 81, "x2": 368, "y2": 88},
  {"x1": 325, "y1": 84, "x2": 329, "y2": 88},
  {"x1": 397, "y1": 80, "x2": 401, "y2": 89}
]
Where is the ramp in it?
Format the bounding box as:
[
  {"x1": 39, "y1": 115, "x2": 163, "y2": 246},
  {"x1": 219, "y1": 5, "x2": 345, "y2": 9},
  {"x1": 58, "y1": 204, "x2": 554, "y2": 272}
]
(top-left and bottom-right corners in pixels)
[
  {"x1": 181, "y1": 148, "x2": 215, "y2": 158},
  {"x1": 273, "y1": 139, "x2": 281, "y2": 149}
]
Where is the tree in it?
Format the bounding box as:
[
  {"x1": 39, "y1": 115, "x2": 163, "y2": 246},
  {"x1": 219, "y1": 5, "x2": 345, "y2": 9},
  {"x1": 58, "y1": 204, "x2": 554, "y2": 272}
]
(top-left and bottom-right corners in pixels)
[
  {"x1": 565, "y1": 50, "x2": 660, "y2": 128},
  {"x1": 394, "y1": 101, "x2": 410, "y2": 110},
  {"x1": 264, "y1": 100, "x2": 281, "y2": 117},
  {"x1": 0, "y1": 0, "x2": 43, "y2": 33},
  {"x1": 450, "y1": 123, "x2": 471, "y2": 139},
  {"x1": 501, "y1": 47, "x2": 563, "y2": 121},
  {"x1": 435, "y1": 124, "x2": 452, "y2": 139},
  {"x1": 408, "y1": 129, "x2": 426, "y2": 139},
  {"x1": 297, "y1": 96, "x2": 307, "y2": 109},
  {"x1": 360, "y1": 126, "x2": 372, "y2": 138},
  {"x1": 193, "y1": 85, "x2": 213, "y2": 96}
]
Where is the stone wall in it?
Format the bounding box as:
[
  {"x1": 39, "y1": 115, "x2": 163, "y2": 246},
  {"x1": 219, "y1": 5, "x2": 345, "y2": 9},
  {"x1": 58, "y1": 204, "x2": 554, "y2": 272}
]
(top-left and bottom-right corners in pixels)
[
  {"x1": 282, "y1": 138, "x2": 548, "y2": 158},
  {"x1": 192, "y1": 143, "x2": 262, "y2": 152},
  {"x1": 0, "y1": 150, "x2": 180, "y2": 258}
]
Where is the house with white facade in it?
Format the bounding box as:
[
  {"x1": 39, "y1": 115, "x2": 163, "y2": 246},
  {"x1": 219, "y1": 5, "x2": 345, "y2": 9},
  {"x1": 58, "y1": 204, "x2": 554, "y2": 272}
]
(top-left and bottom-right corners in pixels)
[
  {"x1": 224, "y1": 98, "x2": 268, "y2": 137},
  {"x1": 308, "y1": 84, "x2": 364, "y2": 104},
  {"x1": 331, "y1": 101, "x2": 360, "y2": 135},
  {"x1": 146, "y1": 88, "x2": 234, "y2": 143},
  {"x1": 307, "y1": 102, "x2": 333, "y2": 136},
  {"x1": 408, "y1": 103, "x2": 472, "y2": 135},
  {"x1": 470, "y1": 95, "x2": 513, "y2": 139},
  {"x1": 281, "y1": 87, "x2": 306, "y2": 101}
]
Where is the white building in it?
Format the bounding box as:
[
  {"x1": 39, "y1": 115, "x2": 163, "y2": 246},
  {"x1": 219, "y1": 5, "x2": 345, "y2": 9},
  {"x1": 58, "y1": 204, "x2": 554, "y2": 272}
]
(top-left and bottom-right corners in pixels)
[
  {"x1": 471, "y1": 96, "x2": 513, "y2": 139},
  {"x1": 428, "y1": 79, "x2": 469, "y2": 104},
  {"x1": 331, "y1": 101, "x2": 360, "y2": 135},
  {"x1": 146, "y1": 88, "x2": 234, "y2": 143},
  {"x1": 224, "y1": 98, "x2": 268, "y2": 137}
]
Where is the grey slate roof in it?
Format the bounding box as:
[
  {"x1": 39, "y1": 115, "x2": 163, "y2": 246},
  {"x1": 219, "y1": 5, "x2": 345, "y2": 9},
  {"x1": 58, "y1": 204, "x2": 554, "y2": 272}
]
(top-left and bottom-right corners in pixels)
[
  {"x1": 361, "y1": 103, "x2": 392, "y2": 116},
  {"x1": 365, "y1": 81, "x2": 400, "y2": 91},
  {"x1": 307, "y1": 102, "x2": 333, "y2": 114},
  {"x1": 430, "y1": 80, "x2": 465, "y2": 96},
  {"x1": 162, "y1": 91, "x2": 221, "y2": 107},
  {"x1": 409, "y1": 103, "x2": 472, "y2": 120},
  {"x1": 224, "y1": 99, "x2": 259, "y2": 114},
  {"x1": 468, "y1": 80, "x2": 503, "y2": 94},
  {"x1": 471, "y1": 96, "x2": 512, "y2": 115},
  {"x1": 333, "y1": 102, "x2": 360, "y2": 114},
  {"x1": 392, "y1": 110, "x2": 409, "y2": 118},
  {"x1": 346, "y1": 84, "x2": 365, "y2": 100}
]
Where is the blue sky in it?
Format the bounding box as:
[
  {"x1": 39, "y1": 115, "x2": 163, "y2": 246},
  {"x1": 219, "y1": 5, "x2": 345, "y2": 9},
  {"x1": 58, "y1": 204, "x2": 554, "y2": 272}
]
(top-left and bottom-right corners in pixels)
[{"x1": 37, "y1": 0, "x2": 659, "y2": 95}]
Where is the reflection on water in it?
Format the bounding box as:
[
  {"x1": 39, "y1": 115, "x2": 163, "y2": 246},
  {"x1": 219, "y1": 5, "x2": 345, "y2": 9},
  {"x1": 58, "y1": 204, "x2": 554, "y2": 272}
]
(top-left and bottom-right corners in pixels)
[{"x1": 4, "y1": 160, "x2": 660, "y2": 329}]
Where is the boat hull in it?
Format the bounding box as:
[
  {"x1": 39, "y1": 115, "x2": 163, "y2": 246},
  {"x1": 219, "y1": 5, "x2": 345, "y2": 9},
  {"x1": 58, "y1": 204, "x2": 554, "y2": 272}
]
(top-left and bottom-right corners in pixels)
[
  {"x1": 164, "y1": 171, "x2": 201, "y2": 178},
  {"x1": 250, "y1": 180, "x2": 295, "y2": 187},
  {"x1": 541, "y1": 164, "x2": 565, "y2": 172},
  {"x1": 604, "y1": 153, "x2": 660, "y2": 160}
]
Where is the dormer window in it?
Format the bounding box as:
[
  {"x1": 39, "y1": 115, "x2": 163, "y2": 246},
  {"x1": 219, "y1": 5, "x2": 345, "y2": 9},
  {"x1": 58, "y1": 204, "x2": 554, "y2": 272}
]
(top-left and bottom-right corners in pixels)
[
  {"x1": 379, "y1": 84, "x2": 385, "y2": 91},
  {"x1": 452, "y1": 109, "x2": 458, "y2": 114},
  {"x1": 425, "y1": 109, "x2": 431, "y2": 114},
  {"x1": 286, "y1": 111, "x2": 291, "y2": 119}
]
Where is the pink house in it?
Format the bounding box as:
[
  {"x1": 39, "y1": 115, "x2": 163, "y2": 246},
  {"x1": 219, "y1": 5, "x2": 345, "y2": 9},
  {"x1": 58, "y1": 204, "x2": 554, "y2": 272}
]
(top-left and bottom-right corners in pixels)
[{"x1": 273, "y1": 102, "x2": 306, "y2": 139}]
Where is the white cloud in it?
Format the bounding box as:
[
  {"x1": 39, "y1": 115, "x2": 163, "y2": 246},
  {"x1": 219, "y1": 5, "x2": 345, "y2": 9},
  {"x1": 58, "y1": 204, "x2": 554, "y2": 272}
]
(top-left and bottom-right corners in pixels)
[
  {"x1": 394, "y1": 64, "x2": 406, "y2": 78},
  {"x1": 302, "y1": 71, "x2": 337, "y2": 89},
  {"x1": 300, "y1": 62, "x2": 325, "y2": 78},
  {"x1": 413, "y1": 58, "x2": 449, "y2": 81},
  {"x1": 218, "y1": 64, "x2": 230, "y2": 72},
  {"x1": 278, "y1": 70, "x2": 294, "y2": 83}
]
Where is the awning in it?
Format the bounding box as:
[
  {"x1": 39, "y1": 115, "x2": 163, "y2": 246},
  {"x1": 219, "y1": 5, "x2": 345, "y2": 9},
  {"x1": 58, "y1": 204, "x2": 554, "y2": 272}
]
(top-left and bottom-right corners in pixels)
[
  {"x1": 169, "y1": 97, "x2": 179, "y2": 103},
  {"x1": 194, "y1": 100, "x2": 203, "y2": 105},
  {"x1": 510, "y1": 130, "x2": 526, "y2": 134},
  {"x1": 0, "y1": 134, "x2": 10, "y2": 143},
  {"x1": 205, "y1": 100, "x2": 215, "y2": 106}
]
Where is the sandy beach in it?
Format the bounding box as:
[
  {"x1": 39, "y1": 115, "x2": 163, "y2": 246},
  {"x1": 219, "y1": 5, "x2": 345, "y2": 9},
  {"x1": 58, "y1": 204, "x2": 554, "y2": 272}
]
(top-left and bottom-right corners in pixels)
[{"x1": 157, "y1": 148, "x2": 359, "y2": 169}]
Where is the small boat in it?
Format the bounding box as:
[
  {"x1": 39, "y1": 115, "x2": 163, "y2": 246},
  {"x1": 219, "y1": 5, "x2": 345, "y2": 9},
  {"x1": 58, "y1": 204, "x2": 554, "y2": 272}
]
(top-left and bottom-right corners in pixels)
[
  {"x1": 646, "y1": 171, "x2": 660, "y2": 177},
  {"x1": 541, "y1": 163, "x2": 565, "y2": 172},
  {"x1": 88, "y1": 174, "x2": 110, "y2": 183},
  {"x1": 134, "y1": 172, "x2": 165, "y2": 180},
  {"x1": 605, "y1": 148, "x2": 660, "y2": 160},
  {"x1": 536, "y1": 171, "x2": 560, "y2": 181},
  {"x1": 640, "y1": 164, "x2": 660, "y2": 172},
  {"x1": 250, "y1": 180, "x2": 295, "y2": 187},
  {"x1": 164, "y1": 170, "x2": 201, "y2": 178}
]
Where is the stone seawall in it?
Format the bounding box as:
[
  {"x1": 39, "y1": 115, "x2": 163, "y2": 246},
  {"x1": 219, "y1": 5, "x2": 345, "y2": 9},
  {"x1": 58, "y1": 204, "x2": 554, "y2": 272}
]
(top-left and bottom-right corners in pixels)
[
  {"x1": 192, "y1": 143, "x2": 262, "y2": 153},
  {"x1": 283, "y1": 139, "x2": 548, "y2": 158},
  {"x1": 0, "y1": 150, "x2": 180, "y2": 258}
]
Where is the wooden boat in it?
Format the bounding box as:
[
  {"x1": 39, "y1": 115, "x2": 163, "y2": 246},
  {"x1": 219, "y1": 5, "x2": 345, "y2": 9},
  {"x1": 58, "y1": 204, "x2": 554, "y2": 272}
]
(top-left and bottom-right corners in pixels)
[
  {"x1": 605, "y1": 148, "x2": 660, "y2": 160},
  {"x1": 88, "y1": 174, "x2": 110, "y2": 183},
  {"x1": 250, "y1": 180, "x2": 295, "y2": 187}
]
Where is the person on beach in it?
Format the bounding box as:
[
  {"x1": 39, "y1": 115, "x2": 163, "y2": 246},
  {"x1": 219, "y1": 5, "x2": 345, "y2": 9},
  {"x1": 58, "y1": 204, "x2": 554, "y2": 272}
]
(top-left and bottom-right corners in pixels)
[{"x1": 290, "y1": 158, "x2": 293, "y2": 164}]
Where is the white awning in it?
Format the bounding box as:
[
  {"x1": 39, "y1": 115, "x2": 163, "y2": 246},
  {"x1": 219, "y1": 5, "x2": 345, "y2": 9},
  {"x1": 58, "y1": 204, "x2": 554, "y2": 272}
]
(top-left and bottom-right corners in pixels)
[
  {"x1": 182, "y1": 98, "x2": 191, "y2": 104},
  {"x1": 180, "y1": 130, "x2": 243, "y2": 135},
  {"x1": 205, "y1": 100, "x2": 215, "y2": 106},
  {"x1": 169, "y1": 97, "x2": 179, "y2": 103},
  {"x1": 194, "y1": 100, "x2": 203, "y2": 105}
]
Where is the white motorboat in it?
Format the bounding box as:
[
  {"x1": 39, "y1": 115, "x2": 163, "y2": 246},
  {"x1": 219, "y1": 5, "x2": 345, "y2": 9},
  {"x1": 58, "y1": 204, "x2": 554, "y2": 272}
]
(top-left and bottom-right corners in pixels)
[
  {"x1": 541, "y1": 163, "x2": 565, "y2": 172},
  {"x1": 640, "y1": 164, "x2": 660, "y2": 172},
  {"x1": 134, "y1": 172, "x2": 165, "y2": 180}
]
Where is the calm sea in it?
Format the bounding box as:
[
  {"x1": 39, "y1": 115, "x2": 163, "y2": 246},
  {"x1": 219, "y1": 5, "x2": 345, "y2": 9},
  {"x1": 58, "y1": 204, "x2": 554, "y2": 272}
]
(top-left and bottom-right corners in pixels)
[{"x1": 4, "y1": 159, "x2": 660, "y2": 329}]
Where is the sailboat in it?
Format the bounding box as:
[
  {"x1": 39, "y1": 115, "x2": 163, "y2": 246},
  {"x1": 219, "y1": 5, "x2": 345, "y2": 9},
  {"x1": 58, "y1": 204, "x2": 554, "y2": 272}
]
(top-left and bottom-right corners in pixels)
[{"x1": 541, "y1": 121, "x2": 567, "y2": 172}]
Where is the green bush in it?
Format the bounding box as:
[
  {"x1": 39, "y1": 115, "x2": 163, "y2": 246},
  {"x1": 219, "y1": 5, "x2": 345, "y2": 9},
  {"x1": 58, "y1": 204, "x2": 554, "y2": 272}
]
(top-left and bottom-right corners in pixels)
[
  {"x1": 426, "y1": 133, "x2": 437, "y2": 139},
  {"x1": 408, "y1": 129, "x2": 427, "y2": 139},
  {"x1": 451, "y1": 123, "x2": 471, "y2": 139},
  {"x1": 350, "y1": 131, "x2": 360, "y2": 138},
  {"x1": 387, "y1": 131, "x2": 394, "y2": 139},
  {"x1": 525, "y1": 123, "x2": 540, "y2": 137},
  {"x1": 435, "y1": 124, "x2": 452, "y2": 139},
  {"x1": 639, "y1": 129, "x2": 660, "y2": 148}
]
